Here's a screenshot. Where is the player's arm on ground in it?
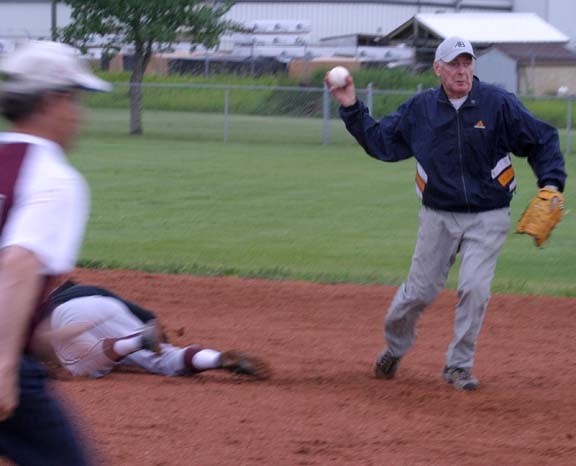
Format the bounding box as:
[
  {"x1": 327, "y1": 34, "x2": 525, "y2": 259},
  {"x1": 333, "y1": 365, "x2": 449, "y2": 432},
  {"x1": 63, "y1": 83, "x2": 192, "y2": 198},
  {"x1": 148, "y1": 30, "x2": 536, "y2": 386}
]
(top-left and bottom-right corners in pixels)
[{"x1": 0, "y1": 246, "x2": 43, "y2": 420}]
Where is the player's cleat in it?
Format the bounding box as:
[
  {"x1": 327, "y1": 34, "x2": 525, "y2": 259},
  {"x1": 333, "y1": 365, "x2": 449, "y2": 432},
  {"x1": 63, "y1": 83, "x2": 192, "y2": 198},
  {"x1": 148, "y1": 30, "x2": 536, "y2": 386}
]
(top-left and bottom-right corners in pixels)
[
  {"x1": 219, "y1": 350, "x2": 271, "y2": 380},
  {"x1": 373, "y1": 349, "x2": 401, "y2": 379},
  {"x1": 442, "y1": 366, "x2": 479, "y2": 391},
  {"x1": 140, "y1": 319, "x2": 162, "y2": 355}
]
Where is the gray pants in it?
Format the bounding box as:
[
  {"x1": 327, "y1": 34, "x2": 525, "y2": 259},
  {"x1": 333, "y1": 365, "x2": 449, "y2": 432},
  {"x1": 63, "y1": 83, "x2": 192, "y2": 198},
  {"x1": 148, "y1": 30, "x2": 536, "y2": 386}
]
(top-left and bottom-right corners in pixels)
[{"x1": 385, "y1": 206, "x2": 510, "y2": 369}]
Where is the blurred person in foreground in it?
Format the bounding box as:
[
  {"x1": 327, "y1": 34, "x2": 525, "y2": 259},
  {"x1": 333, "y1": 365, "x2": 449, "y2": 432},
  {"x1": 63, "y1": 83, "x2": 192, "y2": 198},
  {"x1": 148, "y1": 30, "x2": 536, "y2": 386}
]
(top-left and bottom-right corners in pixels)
[
  {"x1": 326, "y1": 37, "x2": 566, "y2": 390},
  {"x1": 0, "y1": 40, "x2": 110, "y2": 464}
]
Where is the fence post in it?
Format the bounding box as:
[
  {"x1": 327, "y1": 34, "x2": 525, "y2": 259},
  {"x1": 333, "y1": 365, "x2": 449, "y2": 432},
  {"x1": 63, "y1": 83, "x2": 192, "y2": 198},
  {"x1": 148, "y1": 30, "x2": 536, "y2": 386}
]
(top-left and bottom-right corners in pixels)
[
  {"x1": 566, "y1": 95, "x2": 573, "y2": 156},
  {"x1": 204, "y1": 53, "x2": 209, "y2": 77},
  {"x1": 367, "y1": 83, "x2": 373, "y2": 115},
  {"x1": 322, "y1": 85, "x2": 330, "y2": 145},
  {"x1": 224, "y1": 85, "x2": 230, "y2": 143}
]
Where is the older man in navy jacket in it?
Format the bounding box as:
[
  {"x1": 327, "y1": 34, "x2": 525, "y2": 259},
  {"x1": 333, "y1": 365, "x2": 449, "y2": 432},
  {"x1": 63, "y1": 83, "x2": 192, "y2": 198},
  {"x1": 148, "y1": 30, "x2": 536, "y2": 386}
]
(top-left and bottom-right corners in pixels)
[{"x1": 327, "y1": 36, "x2": 566, "y2": 391}]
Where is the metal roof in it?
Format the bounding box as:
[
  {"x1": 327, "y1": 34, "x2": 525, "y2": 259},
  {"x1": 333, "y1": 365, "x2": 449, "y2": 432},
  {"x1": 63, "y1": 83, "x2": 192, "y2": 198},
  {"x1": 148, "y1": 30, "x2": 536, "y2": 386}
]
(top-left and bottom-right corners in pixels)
[
  {"x1": 411, "y1": 12, "x2": 569, "y2": 44},
  {"x1": 231, "y1": 0, "x2": 512, "y2": 7},
  {"x1": 485, "y1": 43, "x2": 576, "y2": 65}
]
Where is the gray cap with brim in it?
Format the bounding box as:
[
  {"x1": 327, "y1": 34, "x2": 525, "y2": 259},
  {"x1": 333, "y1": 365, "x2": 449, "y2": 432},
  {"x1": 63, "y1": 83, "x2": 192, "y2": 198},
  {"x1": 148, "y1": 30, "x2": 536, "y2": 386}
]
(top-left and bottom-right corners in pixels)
[
  {"x1": 435, "y1": 36, "x2": 476, "y2": 63},
  {"x1": 0, "y1": 40, "x2": 112, "y2": 94}
]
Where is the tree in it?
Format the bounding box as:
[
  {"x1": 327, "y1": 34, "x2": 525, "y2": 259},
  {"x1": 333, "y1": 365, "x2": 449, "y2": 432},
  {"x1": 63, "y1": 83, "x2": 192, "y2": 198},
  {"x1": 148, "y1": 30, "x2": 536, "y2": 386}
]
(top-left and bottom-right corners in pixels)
[{"x1": 60, "y1": 0, "x2": 241, "y2": 135}]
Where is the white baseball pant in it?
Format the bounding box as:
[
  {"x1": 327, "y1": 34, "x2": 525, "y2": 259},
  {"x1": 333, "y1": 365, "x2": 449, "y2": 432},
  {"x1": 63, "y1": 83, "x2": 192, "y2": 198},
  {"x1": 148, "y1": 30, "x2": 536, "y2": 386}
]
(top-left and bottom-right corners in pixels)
[{"x1": 50, "y1": 296, "x2": 187, "y2": 378}]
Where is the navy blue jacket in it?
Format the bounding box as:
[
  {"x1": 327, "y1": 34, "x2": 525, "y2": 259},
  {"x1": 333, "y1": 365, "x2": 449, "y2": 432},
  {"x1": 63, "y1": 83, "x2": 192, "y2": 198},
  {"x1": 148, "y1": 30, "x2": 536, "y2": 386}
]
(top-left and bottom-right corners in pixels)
[{"x1": 340, "y1": 77, "x2": 566, "y2": 212}]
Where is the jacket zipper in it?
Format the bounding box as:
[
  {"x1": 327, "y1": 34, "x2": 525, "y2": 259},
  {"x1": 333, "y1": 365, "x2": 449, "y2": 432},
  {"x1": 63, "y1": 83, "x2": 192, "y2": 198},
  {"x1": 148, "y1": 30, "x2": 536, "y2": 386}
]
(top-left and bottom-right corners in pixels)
[{"x1": 455, "y1": 109, "x2": 470, "y2": 211}]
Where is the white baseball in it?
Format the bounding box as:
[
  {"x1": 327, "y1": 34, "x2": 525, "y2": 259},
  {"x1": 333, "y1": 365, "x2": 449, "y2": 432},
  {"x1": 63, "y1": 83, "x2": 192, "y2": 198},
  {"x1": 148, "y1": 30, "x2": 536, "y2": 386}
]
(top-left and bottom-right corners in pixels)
[{"x1": 327, "y1": 66, "x2": 350, "y2": 88}]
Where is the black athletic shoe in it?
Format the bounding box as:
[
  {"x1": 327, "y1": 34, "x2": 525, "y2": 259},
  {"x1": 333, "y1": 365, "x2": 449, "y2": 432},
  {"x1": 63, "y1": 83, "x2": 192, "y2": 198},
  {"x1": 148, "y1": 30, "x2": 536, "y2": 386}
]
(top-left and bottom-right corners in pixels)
[
  {"x1": 373, "y1": 349, "x2": 401, "y2": 379},
  {"x1": 442, "y1": 366, "x2": 479, "y2": 391},
  {"x1": 219, "y1": 350, "x2": 271, "y2": 380}
]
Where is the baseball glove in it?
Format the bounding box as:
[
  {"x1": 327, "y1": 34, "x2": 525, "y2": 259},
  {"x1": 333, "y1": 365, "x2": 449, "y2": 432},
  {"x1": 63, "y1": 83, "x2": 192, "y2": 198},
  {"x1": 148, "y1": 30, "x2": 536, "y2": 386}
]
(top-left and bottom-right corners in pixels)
[{"x1": 516, "y1": 187, "x2": 564, "y2": 247}]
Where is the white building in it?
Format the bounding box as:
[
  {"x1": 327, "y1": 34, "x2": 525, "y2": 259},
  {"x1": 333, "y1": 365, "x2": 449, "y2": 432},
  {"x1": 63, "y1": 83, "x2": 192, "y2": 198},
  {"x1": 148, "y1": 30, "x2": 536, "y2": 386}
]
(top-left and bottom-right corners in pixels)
[
  {"x1": 224, "y1": 1, "x2": 515, "y2": 45},
  {"x1": 0, "y1": 1, "x2": 575, "y2": 58},
  {"x1": 0, "y1": 0, "x2": 70, "y2": 40},
  {"x1": 385, "y1": 11, "x2": 576, "y2": 94},
  {"x1": 515, "y1": 0, "x2": 576, "y2": 45}
]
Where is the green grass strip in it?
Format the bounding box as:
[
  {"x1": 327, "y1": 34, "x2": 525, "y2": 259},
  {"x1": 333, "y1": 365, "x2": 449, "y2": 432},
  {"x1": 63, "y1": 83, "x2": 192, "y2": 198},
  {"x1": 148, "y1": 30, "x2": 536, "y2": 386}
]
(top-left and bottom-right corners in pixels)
[{"x1": 71, "y1": 112, "x2": 576, "y2": 297}]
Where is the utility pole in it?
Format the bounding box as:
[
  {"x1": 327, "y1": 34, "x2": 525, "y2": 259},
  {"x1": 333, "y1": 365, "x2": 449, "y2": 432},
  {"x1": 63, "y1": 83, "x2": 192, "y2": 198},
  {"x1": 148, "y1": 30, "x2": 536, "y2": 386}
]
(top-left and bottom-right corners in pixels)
[{"x1": 51, "y1": 0, "x2": 58, "y2": 41}]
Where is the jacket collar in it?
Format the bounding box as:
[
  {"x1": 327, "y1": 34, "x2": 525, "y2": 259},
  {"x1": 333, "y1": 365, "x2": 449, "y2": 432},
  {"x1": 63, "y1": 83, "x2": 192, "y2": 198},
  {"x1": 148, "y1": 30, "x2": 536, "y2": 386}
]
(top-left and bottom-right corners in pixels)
[{"x1": 437, "y1": 76, "x2": 480, "y2": 107}]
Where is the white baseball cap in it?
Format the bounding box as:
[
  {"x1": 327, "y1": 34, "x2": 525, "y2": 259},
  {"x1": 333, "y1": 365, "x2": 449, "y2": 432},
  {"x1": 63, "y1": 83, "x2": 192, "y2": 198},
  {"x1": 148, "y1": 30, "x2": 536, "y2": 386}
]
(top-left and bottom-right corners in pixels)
[
  {"x1": 434, "y1": 36, "x2": 476, "y2": 63},
  {"x1": 0, "y1": 40, "x2": 111, "y2": 94}
]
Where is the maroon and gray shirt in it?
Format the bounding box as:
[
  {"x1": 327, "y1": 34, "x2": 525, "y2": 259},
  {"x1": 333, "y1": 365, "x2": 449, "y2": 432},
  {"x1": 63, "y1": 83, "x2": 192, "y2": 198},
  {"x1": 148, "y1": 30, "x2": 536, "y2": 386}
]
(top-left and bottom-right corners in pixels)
[{"x1": 0, "y1": 133, "x2": 89, "y2": 348}]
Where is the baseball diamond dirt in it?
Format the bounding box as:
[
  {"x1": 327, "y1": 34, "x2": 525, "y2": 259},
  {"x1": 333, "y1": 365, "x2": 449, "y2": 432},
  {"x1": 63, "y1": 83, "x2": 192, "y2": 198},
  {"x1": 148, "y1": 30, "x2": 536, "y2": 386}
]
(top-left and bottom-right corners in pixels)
[{"x1": 6, "y1": 268, "x2": 576, "y2": 466}]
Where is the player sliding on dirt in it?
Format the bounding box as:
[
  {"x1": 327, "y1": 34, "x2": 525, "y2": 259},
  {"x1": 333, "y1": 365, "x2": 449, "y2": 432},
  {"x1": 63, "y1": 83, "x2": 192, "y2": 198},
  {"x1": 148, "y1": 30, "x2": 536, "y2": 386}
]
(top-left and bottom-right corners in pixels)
[{"x1": 32, "y1": 280, "x2": 271, "y2": 380}]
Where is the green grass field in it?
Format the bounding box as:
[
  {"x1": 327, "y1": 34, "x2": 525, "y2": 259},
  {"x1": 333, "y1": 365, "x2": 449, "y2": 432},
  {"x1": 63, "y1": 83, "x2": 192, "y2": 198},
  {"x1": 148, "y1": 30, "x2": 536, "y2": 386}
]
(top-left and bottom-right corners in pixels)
[
  {"x1": 85, "y1": 106, "x2": 354, "y2": 145},
  {"x1": 70, "y1": 109, "x2": 576, "y2": 297}
]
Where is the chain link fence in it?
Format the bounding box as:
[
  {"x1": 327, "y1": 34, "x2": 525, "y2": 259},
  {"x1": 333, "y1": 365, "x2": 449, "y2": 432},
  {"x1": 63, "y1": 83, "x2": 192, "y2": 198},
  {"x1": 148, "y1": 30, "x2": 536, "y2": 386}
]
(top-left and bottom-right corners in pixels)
[{"x1": 86, "y1": 83, "x2": 575, "y2": 154}]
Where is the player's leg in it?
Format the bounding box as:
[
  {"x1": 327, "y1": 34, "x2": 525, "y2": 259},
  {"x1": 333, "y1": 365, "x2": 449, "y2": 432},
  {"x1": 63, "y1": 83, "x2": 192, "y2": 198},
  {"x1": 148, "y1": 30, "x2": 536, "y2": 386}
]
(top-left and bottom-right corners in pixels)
[
  {"x1": 444, "y1": 207, "x2": 510, "y2": 390},
  {"x1": 121, "y1": 343, "x2": 190, "y2": 375},
  {"x1": 382, "y1": 208, "x2": 460, "y2": 357},
  {"x1": 0, "y1": 356, "x2": 91, "y2": 466},
  {"x1": 180, "y1": 346, "x2": 270, "y2": 378},
  {"x1": 51, "y1": 296, "x2": 158, "y2": 377},
  {"x1": 125, "y1": 344, "x2": 271, "y2": 379},
  {"x1": 123, "y1": 344, "x2": 219, "y2": 376},
  {"x1": 101, "y1": 318, "x2": 161, "y2": 361}
]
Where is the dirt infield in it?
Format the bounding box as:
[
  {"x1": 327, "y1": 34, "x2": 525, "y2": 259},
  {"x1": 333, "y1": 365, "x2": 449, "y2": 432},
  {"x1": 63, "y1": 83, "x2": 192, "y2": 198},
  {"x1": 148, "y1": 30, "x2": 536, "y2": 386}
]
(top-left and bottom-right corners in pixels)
[{"x1": 49, "y1": 268, "x2": 576, "y2": 466}]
